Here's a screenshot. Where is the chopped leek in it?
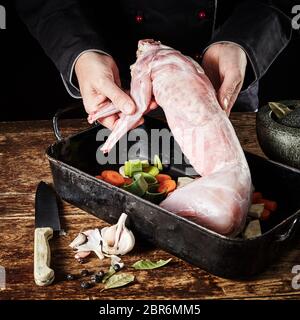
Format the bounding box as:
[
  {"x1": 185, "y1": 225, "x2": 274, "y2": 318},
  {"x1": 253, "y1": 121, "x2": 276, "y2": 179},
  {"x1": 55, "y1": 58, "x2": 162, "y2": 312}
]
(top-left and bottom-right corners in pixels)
[
  {"x1": 124, "y1": 159, "x2": 143, "y2": 177},
  {"x1": 119, "y1": 165, "x2": 127, "y2": 177},
  {"x1": 133, "y1": 172, "x2": 157, "y2": 184},
  {"x1": 141, "y1": 159, "x2": 150, "y2": 168},
  {"x1": 153, "y1": 154, "x2": 163, "y2": 171},
  {"x1": 145, "y1": 165, "x2": 159, "y2": 176},
  {"x1": 122, "y1": 173, "x2": 148, "y2": 197}
]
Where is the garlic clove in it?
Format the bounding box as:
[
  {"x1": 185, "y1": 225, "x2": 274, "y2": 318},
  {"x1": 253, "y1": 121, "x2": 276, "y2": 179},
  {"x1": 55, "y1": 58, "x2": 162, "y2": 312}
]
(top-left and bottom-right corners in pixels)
[
  {"x1": 75, "y1": 251, "x2": 91, "y2": 259},
  {"x1": 101, "y1": 225, "x2": 117, "y2": 247},
  {"x1": 69, "y1": 232, "x2": 87, "y2": 249},
  {"x1": 70, "y1": 229, "x2": 105, "y2": 260},
  {"x1": 117, "y1": 228, "x2": 135, "y2": 255}
]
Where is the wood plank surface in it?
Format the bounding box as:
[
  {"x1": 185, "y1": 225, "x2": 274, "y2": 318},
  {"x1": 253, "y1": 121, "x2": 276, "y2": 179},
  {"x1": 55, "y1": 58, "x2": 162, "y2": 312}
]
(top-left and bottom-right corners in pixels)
[{"x1": 0, "y1": 114, "x2": 299, "y2": 300}]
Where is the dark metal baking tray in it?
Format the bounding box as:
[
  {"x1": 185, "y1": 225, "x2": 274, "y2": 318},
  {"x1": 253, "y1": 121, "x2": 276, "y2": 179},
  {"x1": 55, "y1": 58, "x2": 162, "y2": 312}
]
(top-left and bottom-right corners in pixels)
[{"x1": 46, "y1": 107, "x2": 300, "y2": 279}]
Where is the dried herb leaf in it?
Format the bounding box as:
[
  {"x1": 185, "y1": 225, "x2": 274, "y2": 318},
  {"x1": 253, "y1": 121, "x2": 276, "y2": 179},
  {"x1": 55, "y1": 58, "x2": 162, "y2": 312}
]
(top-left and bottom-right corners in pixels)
[
  {"x1": 102, "y1": 266, "x2": 116, "y2": 283},
  {"x1": 101, "y1": 273, "x2": 135, "y2": 291},
  {"x1": 268, "y1": 102, "x2": 292, "y2": 119},
  {"x1": 132, "y1": 258, "x2": 172, "y2": 270}
]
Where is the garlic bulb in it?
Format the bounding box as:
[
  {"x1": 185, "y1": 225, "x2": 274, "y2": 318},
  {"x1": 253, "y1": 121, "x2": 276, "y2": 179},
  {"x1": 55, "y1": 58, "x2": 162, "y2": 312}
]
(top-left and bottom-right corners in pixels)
[{"x1": 101, "y1": 213, "x2": 135, "y2": 255}]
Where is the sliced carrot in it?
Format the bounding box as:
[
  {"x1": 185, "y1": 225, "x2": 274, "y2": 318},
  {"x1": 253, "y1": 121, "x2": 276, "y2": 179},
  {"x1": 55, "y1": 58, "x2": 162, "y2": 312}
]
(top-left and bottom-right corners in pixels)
[
  {"x1": 261, "y1": 209, "x2": 271, "y2": 221},
  {"x1": 158, "y1": 180, "x2": 176, "y2": 194},
  {"x1": 156, "y1": 174, "x2": 172, "y2": 183},
  {"x1": 252, "y1": 192, "x2": 263, "y2": 204},
  {"x1": 101, "y1": 170, "x2": 125, "y2": 187},
  {"x1": 123, "y1": 177, "x2": 133, "y2": 185},
  {"x1": 260, "y1": 199, "x2": 277, "y2": 212},
  {"x1": 95, "y1": 175, "x2": 103, "y2": 180}
]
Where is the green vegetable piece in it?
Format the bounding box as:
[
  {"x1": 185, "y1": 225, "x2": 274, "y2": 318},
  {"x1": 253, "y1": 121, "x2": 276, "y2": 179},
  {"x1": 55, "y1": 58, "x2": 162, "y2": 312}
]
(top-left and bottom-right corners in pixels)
[
  {"x1": 141, "y1": 159, "x2": 150, "y2": 168},
  {"x1": 124, "y1": 161, "x2": 131, "y2": 177},
  {"x1": 102, "y1": 266, "x2": 116, "y2": 283},
  {"x1": 119, "y1": 165, "x2": 126, "y2": 177},
  {"x1": 268, "y1": 102, "x2": 292, "y2": 120},
  {"x1": 145, "y1": 165, "x2": 159, "y2": 177},
  {"x1": 101, "y1": 273, "x2": 135, "y2": 291},
  {"x1": 122, "y1": 173, "x2": 148, "y2": 197},
  {"x1": 124, "y1": 159, "x2": 143, "y2": 177},
  {"x1": 143, "y1": 190, "x2": 166, "y2": 204},
  {"x1": 131, "y1": 258, "x2": 172, "y2": 270},
  {"x1": 153, "y1": 154, "x2": 163, "y2": 171},
  {"x1": 143, "y1": 183, "x2": 166, "y2": 204},
  {"x1": 133, "y1": 172, "x2": 157, "y2": 184},
  {"x1": 147, "y1": 183, "x2": 160, "y2": 192}
]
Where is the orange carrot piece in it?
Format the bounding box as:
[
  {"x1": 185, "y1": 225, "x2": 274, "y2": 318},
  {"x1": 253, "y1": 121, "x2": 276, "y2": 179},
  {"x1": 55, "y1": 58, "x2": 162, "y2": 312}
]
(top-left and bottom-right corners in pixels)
[
  {"x1": 158, "y1": 180, "x2": 176, "y2": 194},
  {"x1": 123, "y1": 177, "x2": 133, "y2": 185},
  {"x1": 260, "y1": 199, "x2": 278, "y2": 212},
  {"x1": 261, "y1": 209, "x2": 271, "y2": 221},
  {"x1": 95, "y1": 175, "x2": 103, "y2": 180},
  {"x1": 156, "y1": 174, "x2": 172, "y2": 183},
  {"x1": 252, "y1": 192, "x2": 263, "y2": 204},
  {"x1": 101, "y1": 170, "x2": 125, "y2": 187}
]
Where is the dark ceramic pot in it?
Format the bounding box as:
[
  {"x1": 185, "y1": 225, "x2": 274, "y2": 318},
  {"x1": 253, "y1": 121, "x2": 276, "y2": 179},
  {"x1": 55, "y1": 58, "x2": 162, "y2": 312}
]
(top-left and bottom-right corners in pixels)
[{"x1": 256, "y1": 100, "x2": 300, "y2": 170}]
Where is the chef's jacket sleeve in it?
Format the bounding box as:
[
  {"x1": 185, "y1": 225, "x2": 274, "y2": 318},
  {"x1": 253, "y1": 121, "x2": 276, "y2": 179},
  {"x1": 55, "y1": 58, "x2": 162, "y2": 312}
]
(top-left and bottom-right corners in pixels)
[
  {"x1": 204, "y1": 1, "x2": 294, "y2": 87},
  {"x1": 15, "y1": 0, "x2": 110, "y2": 97}
]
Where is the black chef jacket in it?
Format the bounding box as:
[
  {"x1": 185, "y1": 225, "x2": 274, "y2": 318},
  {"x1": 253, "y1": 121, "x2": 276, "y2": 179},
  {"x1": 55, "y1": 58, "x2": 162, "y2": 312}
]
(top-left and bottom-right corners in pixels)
[{"x1": 15, "y1": 0, "x2": 295, "y2": 111}]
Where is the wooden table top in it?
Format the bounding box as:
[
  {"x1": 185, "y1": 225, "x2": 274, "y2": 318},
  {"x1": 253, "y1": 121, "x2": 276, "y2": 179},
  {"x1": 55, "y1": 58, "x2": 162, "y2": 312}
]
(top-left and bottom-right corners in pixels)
[{"x1": 0, "y1": 113, "x2": 299, "y2": 300}]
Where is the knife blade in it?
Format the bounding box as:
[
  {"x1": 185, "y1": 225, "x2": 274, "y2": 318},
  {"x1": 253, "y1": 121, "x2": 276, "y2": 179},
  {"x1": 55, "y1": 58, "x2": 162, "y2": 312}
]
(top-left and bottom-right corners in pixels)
[{"x1": 34, "y1": 181, "x2": 61, "y2": 286}]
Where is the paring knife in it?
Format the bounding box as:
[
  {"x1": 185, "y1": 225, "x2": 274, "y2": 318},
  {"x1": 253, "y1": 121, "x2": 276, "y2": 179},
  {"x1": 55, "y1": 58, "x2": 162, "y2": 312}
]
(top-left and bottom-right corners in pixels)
[{"x1": 34, "y1": 181, "x2": 61, "y2": 286}]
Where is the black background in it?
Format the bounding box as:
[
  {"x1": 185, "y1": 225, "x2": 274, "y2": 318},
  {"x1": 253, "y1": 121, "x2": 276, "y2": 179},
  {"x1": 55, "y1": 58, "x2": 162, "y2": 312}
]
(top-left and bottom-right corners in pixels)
[{"x1": 0, "y1": 1, "x2": 299, "y2": 121}]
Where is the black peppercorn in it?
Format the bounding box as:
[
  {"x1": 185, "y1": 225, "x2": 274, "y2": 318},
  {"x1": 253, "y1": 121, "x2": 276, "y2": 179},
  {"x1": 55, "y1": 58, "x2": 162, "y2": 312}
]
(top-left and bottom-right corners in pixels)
[
  {"x1": 96, "y1": 271, "x2": 105, "y2": 278},
  {"x1": 77, "y1": 258, "x2": 85, "y2": 264},
  {"x1": 113, "y1": 263, "x2": 121, "y2": 272},
  {"x1": 91, "y1": 274, "x2": 101, "y2": 283},
  {"x1": 66, "y1": 274, "x2": 75, "y2": 281},
  {"x1": 80, "y1": 281, "x2": 91, "y2": 289},
  {"x1": 80, "y1": 269, "x2": 89, "y2": 277}
]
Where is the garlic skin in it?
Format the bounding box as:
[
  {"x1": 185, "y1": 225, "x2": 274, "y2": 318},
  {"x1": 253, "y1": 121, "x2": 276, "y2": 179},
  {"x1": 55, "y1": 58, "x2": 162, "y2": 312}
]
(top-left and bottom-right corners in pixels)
[
  {"x1": 110, "y1": 255, "x2": 124, "y2": 270},
  {"x1": 101, "y1": 213, "x2": 135, "y2": 256}
]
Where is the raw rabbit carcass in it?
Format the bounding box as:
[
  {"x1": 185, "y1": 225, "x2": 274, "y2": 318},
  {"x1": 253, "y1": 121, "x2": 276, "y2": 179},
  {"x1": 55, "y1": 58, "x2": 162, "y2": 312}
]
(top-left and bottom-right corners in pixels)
[{"x1": 92, "y1": 39, "x2": 252, "y2": 236}]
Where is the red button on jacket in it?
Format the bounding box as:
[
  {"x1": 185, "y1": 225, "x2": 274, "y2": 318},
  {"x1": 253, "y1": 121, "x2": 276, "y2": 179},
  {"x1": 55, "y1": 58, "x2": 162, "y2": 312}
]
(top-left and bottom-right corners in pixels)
[
  {"x1": 135, "y1": 14, "x2": 144, "y2": 23},
  {"x1": 198, "y1": 10, "x2": 206, "y2": 19}
]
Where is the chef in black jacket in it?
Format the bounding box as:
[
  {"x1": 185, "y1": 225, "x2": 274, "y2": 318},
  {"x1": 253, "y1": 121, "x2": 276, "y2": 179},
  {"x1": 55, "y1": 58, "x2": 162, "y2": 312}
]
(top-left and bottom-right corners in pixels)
[{"x1": 16, "y1": 0, "x2": 294, "y2": 129}]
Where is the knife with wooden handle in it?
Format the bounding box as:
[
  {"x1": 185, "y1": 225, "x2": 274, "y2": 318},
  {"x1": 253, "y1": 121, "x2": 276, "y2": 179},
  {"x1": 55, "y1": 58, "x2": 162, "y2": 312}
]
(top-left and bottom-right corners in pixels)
[{"x1": 34, "y1": 182, "x2": 61, "y2": 286}]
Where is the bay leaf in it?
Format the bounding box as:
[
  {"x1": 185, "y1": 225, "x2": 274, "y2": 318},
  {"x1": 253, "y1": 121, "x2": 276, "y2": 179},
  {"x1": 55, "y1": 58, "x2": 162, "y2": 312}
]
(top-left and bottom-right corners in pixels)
[
  {"x1": 102, "y1": 266, "x2": 116, "y2": 283},
  {"x1": 101, "y1": 273, "x2": 135, "y2": 291},
  {"x1": 132, "y1": 258, "x2": 172, "y2": 270}
]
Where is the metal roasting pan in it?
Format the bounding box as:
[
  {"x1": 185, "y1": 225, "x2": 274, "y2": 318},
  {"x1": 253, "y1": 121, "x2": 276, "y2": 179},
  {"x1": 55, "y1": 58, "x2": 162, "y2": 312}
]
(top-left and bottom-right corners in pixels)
[{"x1": 46, "y1": 106, "x2": 300, "y2": 279}]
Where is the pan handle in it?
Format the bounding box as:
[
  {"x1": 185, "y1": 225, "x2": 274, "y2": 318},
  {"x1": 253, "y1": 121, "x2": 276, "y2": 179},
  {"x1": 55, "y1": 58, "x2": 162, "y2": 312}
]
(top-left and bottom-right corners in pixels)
[
  {"x1": 53, "y1": 105, "x2": 83, "y2": 141},
  {"x1": 53, "y1": 104, "x2": 99, "y2": 141},
  {"x1": 275, "y1": 214, "x2": 300, "y2": 243}
]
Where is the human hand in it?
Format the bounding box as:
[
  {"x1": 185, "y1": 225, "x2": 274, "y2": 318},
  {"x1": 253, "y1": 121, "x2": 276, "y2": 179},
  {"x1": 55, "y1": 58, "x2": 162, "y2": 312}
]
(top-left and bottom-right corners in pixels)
[
  {"x1": 202, "y1": 43, "x2": 247, "y2": 114},
  {"x1": 75, "y1": 52, "x2": 137, "y2": 129}
]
